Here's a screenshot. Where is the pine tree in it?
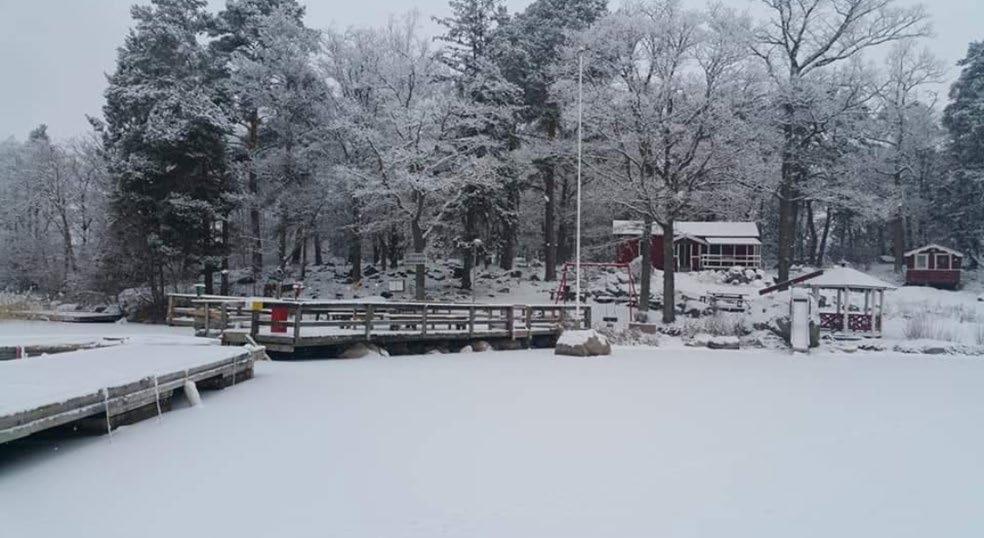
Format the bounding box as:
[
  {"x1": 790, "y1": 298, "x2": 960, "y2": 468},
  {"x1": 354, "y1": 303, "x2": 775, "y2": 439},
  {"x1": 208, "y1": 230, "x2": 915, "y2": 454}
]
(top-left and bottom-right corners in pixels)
[
  {"x1": 942, "y1": 41, "x2": 984, "y2": 260},
  {"x1": 495, "y1": 0, "x2": 606, "y2": 279},
  {"x1": 435, "y1": 0, "x2": 522, "y2": 288},
  {"x1": 101, "y1": 0, "x2": 232, "y2": 315},
  {"x1": 210, "y1": 0, "x2": 308, "y2": 282}
]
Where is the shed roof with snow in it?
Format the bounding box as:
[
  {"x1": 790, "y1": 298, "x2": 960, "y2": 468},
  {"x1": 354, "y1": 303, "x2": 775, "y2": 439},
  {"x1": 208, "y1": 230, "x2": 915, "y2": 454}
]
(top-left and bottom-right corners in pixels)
[
  {"x1": 796, "y1": 267, "x2": 896, "y2": 290},
  {"x1": 612, "y1": 220, "x2": 760, "y2": 238},
  {"x1": 904, "y1": 243, "x2": 963, "y2": 258}
]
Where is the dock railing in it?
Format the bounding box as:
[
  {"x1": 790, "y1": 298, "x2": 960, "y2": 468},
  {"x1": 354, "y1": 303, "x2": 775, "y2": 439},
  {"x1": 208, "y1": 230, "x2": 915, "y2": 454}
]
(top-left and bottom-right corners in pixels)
[{"x1": 168, "y1": 294, "x2": 589, "y2": 347}]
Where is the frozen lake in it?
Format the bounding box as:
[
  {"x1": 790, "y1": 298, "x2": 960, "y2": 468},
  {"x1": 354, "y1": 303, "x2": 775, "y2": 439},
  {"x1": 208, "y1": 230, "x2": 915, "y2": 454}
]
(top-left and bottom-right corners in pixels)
[{"x1": 3, "y1": 346, "x2": 983, "y2": 537}]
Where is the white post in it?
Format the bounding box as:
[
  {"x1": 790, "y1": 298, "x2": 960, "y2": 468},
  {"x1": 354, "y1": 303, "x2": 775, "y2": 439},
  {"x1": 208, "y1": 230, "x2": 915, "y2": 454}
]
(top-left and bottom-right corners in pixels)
[{"x1": 574, "y1": 48, "x2": 585, "y2": 324}]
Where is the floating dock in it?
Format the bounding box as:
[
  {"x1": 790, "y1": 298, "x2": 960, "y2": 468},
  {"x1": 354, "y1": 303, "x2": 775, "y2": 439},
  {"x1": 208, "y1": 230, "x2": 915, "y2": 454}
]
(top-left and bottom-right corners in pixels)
[{"x1": 0, "y1": 343, "x2": 258, "y2": 444}]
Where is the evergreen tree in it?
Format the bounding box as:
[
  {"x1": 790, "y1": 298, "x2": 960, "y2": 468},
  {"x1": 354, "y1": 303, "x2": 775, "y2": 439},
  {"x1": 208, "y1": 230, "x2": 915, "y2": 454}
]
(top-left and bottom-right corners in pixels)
[
  {"x1": 435, "y1": 0, "x2": 522, "y2": 287},
  {"x1": 942, "y1": 41, "x2": 984, "y2": 260},
  {"x1": 495, "y1": 0, "x2": 606, "y2": 280},
  {"x1": 210, "y1": 0, "x2": 308, "y2": 281},
  {"x1": 101, "y1": 0, "x2": 232, "y2": 315}
]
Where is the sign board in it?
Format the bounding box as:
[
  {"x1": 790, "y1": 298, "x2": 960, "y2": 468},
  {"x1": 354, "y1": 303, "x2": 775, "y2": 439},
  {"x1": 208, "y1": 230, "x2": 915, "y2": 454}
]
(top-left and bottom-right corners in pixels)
[
  {"x1": 388, "y1": 279, "x2": 405, "y2": 292},
  {"x1": 405, "y1": 252, "x2": 427, "y2": 265}
]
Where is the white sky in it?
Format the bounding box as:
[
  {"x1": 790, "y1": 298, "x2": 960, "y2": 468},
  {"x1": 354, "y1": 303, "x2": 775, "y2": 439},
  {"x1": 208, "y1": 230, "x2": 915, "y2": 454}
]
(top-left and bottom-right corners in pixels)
[{"x1": 0, "y1": 0, "x2": 980, "y2": 141}]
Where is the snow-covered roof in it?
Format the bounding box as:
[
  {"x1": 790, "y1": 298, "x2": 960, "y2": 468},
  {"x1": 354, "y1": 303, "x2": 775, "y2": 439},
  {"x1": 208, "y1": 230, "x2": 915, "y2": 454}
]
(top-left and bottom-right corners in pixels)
[
  {"x1": 904, "y1": 244, "x2": 963, "y2": 258},
  {"x1": 612, "y1": 220, "x2": 759, "y2": 238},
  {"x1": 705, "y1": 236, "x2": 761, "y2": 246},
  {"x1": 796, "y1": 267, "x2": 896, "y2": 290}
]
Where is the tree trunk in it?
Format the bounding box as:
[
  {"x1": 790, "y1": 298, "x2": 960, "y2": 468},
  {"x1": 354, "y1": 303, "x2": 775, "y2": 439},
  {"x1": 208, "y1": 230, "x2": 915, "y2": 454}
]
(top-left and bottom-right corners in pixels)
[
  {"x1": 461, "y1": 209, "x2": 477, "y2": 290},
  {"x1": 557, "y1": 176, "x2": 571, "y2": 263},
  {"x1": 220, "y1": 218, "x2": 230, "y2": 295},
  {"x1": 499, "y1": 184, "x2": 519, "y2": 270},
  {"x1": 662, "y1": 219, "x2": 675, "y2": 324},
  {"x1": 892, "y1": 215, "x2": 905, "y2": 273},
  {"x1": 817, "y1": 206, "x2": 832, "y2": 267},
  {"x1": 203, "y1": 217, "x2": 214, "y2": 295},
  {"x1": 300, "y1": 230, "x2": 308, "y2": 280},
  {"x1": 313, "y1": 230, "x2": 323, "y2": 266},
  {"x1": 388, "y1": 227, "x2": 400, "y2": 269},
  {"x1": 412, "y1": 221, "x2": 426, "y2": 301},
  {"x1": 777, "y1": 178, "x2": 796, "y2": 281},
  {"x1": 543, "y1": 163, "x2": 557, "y2": 281},
  {"x1": 638, "y1": 213, "x2": 653, "y2": 320},
  {"x1": 247, "y1": 112, "x2": 262, "y2": 279},
  {"x1": 806, "y1": 201, "x2": 818, "y2": 266}
]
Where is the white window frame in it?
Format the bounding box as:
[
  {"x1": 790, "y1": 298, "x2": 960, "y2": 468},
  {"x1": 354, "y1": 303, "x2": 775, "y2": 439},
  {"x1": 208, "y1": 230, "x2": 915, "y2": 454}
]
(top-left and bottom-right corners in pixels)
[
  {"x1": 914, "y1": 254, "x2": 929, "y2": 270},
  {"x1": 936, "y1": 254, "x2": 950, "y2": 270}
]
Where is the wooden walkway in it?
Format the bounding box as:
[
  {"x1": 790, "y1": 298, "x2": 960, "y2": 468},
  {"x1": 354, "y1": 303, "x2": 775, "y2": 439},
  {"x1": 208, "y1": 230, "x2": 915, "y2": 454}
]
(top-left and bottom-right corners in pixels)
[
  {"x1": 167, "y1": 294, "x2": 590, "y2": 357},
  {"x1": 0, "y1": 344, "x2": 259, "y2": 444}
]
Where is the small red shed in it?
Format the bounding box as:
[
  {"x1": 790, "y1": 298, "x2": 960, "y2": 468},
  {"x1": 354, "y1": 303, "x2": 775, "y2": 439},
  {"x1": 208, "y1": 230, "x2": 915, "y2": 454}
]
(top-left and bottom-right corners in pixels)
[{"x1": 903, "y1": 244, "x2": 963, "y2": 289}]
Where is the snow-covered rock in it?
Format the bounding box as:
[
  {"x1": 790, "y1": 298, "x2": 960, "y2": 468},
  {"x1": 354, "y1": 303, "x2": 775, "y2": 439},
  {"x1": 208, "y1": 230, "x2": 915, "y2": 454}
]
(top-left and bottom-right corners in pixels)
[
  {"x1": 555, "y1": 329, "x2": 612, "y2": 357},
  {"x1": 687, "y1": 333, "x2": 740, "y2": 350}
]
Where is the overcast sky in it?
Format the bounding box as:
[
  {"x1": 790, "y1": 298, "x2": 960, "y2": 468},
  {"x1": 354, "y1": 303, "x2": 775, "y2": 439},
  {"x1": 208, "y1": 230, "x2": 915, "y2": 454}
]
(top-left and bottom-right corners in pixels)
[{"x1": 0, "y1": 0, "x2": 980, "y2": 141}]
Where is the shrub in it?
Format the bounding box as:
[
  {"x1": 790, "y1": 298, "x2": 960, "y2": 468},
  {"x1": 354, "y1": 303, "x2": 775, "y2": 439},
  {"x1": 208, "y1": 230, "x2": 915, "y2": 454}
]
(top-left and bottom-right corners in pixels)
[
  {"x1": 681, "y1": 313, "x2": 749, "y2": 338},
  {"x1": 903, "y1": 314, "x2": 958, "y2": 342}
]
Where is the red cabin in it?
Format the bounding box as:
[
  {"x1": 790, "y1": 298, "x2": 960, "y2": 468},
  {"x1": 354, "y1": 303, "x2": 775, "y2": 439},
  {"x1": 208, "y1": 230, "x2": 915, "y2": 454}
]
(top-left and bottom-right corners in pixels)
[
  {"x1": 903, "y1": 244, "x2": 963, "y2": 289},
  {"x1": 613, "y1": 220, "x2": 762, "y2": 271}
]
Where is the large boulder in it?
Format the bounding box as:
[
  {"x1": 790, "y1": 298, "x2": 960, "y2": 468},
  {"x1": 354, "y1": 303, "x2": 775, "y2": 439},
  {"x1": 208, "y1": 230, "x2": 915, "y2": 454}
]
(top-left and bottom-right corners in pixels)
[{"x1": 555, "y1": 329, "x2": 612, "y2": 357}]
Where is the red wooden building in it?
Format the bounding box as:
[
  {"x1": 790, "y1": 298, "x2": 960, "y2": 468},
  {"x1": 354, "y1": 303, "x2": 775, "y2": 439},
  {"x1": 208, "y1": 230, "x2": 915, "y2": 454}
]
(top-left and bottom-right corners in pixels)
[
  {"x1": 613, "y1": 220, "x2": 762, "y2": 271},
  {"x1": 903, "y1": 244, "x2": 963, "y2": 289}
]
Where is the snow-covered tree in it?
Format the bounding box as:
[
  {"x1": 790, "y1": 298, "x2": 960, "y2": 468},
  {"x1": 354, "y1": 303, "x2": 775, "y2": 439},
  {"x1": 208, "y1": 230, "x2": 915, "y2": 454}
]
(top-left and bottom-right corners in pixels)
[
  {"x1": 752, "y1": 0, "x2": 931, "y2": 282},
  {"x1": 563, "y1": 0, "x2": 758, "y2": 322},
  {"x1": 942, "y1": 41, "x2": 984, "y2": 261},
  {"x1": 100, "y1": 0, "x2": 233, "y2": 315}
]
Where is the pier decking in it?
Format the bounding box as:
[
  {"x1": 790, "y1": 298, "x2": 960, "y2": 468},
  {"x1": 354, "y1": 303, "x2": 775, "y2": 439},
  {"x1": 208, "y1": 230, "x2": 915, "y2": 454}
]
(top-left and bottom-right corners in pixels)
[
  {"x1": 0, "y1": 343, "x2": 258, "y2": 444},
  {"x1": 167, "y1": 294, "x2": 590, "y2": 357}
]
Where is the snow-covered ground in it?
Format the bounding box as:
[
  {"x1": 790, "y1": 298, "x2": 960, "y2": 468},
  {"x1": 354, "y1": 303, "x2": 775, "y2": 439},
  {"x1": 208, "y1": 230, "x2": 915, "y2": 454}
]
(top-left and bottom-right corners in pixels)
[{"x1": 4, "y1": 346, "x2": 983, "y2": 537}]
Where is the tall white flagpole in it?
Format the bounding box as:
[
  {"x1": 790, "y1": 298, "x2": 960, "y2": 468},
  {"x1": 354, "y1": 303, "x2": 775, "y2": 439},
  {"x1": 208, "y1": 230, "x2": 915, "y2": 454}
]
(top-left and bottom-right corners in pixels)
[{"x1": 575, "y1": 49, "x2": 584, "y2": 326}]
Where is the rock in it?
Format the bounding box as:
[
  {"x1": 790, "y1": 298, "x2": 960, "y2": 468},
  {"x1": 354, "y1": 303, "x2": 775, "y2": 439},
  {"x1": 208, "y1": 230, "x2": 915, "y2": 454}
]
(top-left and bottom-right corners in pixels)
[
  {"x1": 459, "y1": 345, "x2": 474, "y2": 353},
  {"x1": 628, "y1": 322, "x2": 658, "y2": 335},
  {"x1": 497, "y1": 288, "x2": 510, "y2": 293},
  {"x1": 425, "y1": 349, "x2": 444, "y2": 355},
  {"x1": 529, "y1": 274, "x2": 540, "y2": 281},
  {"x1": 380, "y1": 291, "x2": 393, "y2": 299},
  {"x1": 707, "y1": 336, "x2": 740, "y2": 350},
  {"x1": 689, "y1": 334, "x2": 740, "y2": 350},
  {"x1": 339, "y1": 342, "x2": 387, "y2": 359},
  {"x1": 472, "y1": 340, "x2": 492, "y2": 352},
  {"x1": 509, "y1": 270, "x2": 523, "y2": 278},
  {"x1": 555, "y1": 329, "x2": 612, "y2": 357},
  {"x1": 363, "y1": 265, "x2": 379, "y2": 276}
]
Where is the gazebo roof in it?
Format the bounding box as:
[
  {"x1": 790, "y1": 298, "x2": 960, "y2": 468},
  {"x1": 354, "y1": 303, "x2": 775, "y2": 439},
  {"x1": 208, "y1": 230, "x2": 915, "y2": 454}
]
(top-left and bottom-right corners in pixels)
[{"x1": 796, "y1": 267, "x2": 896, "y2": 290}]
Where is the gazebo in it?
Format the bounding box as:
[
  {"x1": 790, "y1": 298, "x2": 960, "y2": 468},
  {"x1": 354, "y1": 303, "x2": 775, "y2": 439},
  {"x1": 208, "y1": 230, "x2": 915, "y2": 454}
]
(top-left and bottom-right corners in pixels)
[{"x1": 796, "y1": 267, "x2": 896, "y2": 337}]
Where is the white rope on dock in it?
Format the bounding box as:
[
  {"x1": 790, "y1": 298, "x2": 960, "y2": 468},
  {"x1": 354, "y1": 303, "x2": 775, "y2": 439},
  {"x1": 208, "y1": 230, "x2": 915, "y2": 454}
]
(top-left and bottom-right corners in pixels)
[
  {"x1": 152, "y1": 375, "x2": 163, "y2": 420},
  {"x1": 101, "y1": 388, "x2": 113, "y2": 439}
]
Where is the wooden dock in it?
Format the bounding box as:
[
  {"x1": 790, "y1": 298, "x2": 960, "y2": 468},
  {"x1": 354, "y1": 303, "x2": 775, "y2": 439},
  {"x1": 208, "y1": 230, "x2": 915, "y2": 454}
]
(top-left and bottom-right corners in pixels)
[
  {"x1": 167, "y1": 294, "x2": 590, "y2": 358},
  {"x1": 12, "y1": 310, "x2": 124, "y2": 323},
  {"x1": 0, "y1": 344, "x2": 259, "y2": 444}
]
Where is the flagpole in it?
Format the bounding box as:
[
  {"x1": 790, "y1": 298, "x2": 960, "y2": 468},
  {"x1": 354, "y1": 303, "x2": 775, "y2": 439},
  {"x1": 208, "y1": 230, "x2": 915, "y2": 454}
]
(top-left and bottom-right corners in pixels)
[{"x1": 575, "y1": 48, "x2": 584, "y2": 326}]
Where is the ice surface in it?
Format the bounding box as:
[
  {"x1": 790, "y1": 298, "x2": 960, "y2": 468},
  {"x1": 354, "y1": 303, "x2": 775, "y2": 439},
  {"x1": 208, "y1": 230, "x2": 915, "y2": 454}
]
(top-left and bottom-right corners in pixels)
[{"x1": 4, "y1": 347, "x2": 984, "y2": 537}]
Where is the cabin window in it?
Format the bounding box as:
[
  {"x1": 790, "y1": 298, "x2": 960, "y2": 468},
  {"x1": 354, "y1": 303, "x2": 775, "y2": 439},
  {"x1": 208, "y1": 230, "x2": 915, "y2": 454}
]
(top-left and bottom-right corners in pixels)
[
  {"x1": 915, "y1": 254, "x2": 929, "y2": 269},
  {"x1": 710, "y1": 244, "x2": 721, "y2": 255},
  {"x1": 936, "y1": 254, "x2": 950, "y2": 270}
]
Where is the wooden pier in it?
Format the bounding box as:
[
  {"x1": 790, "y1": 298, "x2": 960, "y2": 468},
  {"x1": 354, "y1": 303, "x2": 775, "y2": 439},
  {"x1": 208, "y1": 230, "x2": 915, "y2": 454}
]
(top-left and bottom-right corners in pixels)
[
  {"x1": 0, "y1": 344, "x2": 260, "y2": 445},
  {"x1": 167, "y1": 294, "x2": 590, "y2": 358}
]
